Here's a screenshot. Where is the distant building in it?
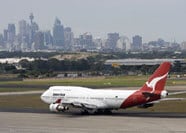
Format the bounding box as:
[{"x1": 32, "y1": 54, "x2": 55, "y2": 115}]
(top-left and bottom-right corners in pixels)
[
  {"x1": 7, "y1": 24, "x2": 16, "y2": 44},
  {"x1": 53, "y1": 18, "x2": 65, "y2": 48},
  {"x1": 0, "y1": 34, "x2": 3, "y2": 46},
  {"x1": 28, "y1": 13, "x2": 39, "y2": 49},
  {"x1": 132, "y1": 35, "x2": 142, "y2": 51},
  {"x1": 116, "y1": 36, "x2": 131, "y2": 52},
  {"x1": 33, "y1": 31, "x2": 44, "y2": 50},
  {"x1": 64, "y1": 27, "x2": 74, "y2": 50},
  {"x1": 72, "y1": 38, "x2": 81, "y2": 51},
  {"x1": 94, "y1": 38, "x2": 103, "y2": 50},
  {"x1": 18, "y1": 20, "x2": 29, "y2": 51},
  {"x1": 181, "y1": 42, "x2": 186, "y2": 50},
  {"x1": 19, "y1": 20, "x2": 27, "y2": 36},
  {"x1": 43, "y1": 30, "x2": 53, "y2": 47},
  {"x1": 3, "y1": 29, "x2": 8, "y2": 43},
  {"x1": 79, "y1": 33, "x2": 95, "y2": 50},
  {"x1": 106, "y1": 33, "x2": 119, "y2": 50},
  {"x1": 105, "y1": 58, "x2": 185, "y2": 66}
]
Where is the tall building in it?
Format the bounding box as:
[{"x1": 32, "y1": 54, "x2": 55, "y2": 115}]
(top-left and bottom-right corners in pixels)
[
  {"x1": 180, "y1": 42, "x2": 186, "y2": 50},
  {"x1": 53, "y1": 18, "x2": 65, "y2": 47},
  {"x1": 29, "y1": 13, "x2": 34, "y2": 24},
  {"x1": 18, "y1": 20, "x2": 29, "y2": 51},
  {"x1": 64, "y1": 27, "x2": 74, "y2": 50},
  {"x1": 132, "y1": 35, "x2": 142, "y2": 51},
  {"x1": 116, "y1": 36, "x2": 131, "y2": 52},
  {"x1": 28, "y1": 13, "x2": 39, "y2": 48},
  {"x1": 19, "y1": 20, "x2": 27, "y2": 36},
  {"x1": 79, "y1": 32, "x2": 95, "y2": 50},
  {"x1": 3, "y1": 29, "x2": 8, "y2": 43},
  {"x1": 7, "y1": 24, "x2": 16, "y2": 44},
  {"x1": 43, "y1": 30, "x2": 53, "y2": 46},
  {"x1": 106, "y1": 33, "x2": 119, "y2": 50},
  {"x1": 94, "y1": 38, "x2": 102, "y2": 50},
  {"x1": 0, "y1": 34, "x2": 3, "y2": 46},
  {"x1": 33, "y1": 31, "x2": 44, "y2": 50}
]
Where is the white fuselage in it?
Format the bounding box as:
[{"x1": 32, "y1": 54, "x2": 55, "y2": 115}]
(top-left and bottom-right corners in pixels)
[{"x1": 41, "y1": 86, "x2": 136, "y2": 109}]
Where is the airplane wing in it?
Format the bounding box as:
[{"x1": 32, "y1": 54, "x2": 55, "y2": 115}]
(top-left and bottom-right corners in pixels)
[
  {"x1": 168, "y1": 91, "x2": 186, "y2": 95},
  {"x1": 62, "y1": 99, "x2": 106, "y2": 110},
  {"x1": 71, "y1": 102, "x2": 98, "y2": 109}
]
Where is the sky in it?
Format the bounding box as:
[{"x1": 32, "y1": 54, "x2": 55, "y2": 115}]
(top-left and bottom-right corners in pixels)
[{"x1": 0, "y1": 0, "x2": 186, "y2": 43}]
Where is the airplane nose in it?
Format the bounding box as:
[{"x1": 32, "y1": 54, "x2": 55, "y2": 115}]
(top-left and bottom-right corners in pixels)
[
  {"x1": 40, "y1": 90, "x2": 51, "y2": 104},
  {"x1": 40, "y1": 93, "x2": 45, "y2": 102}
]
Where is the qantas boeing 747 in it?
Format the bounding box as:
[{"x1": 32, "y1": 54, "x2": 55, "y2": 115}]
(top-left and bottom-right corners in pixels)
[{"x1": 41, "y1": 62, "x2": 185, "y2": 114}]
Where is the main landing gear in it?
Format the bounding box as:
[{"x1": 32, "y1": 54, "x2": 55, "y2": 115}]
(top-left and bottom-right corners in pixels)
[{"x1": 81, "y1": 109, "x2": 113, "y2": 115}]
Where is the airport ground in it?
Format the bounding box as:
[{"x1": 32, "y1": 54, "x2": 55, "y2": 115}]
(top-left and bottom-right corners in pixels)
[
  {"x1": 0, "y1": 110, "x2": 186, "y2": 133},
  {"x1": 0, "y1": 86, "x2": 186, "y2": 133},
  {"x1": 0, "y1": 76, "x2": 186, "y2": 133}
]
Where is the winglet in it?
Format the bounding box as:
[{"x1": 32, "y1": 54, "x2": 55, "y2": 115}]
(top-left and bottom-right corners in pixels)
[{"x1": 140, "y1": 62, "x2": 171, "y2": 92}]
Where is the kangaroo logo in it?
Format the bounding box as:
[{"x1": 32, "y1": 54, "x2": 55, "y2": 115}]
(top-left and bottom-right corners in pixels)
[{"x1": 145, "y1": 73, "x2": 168, "y2": 93}]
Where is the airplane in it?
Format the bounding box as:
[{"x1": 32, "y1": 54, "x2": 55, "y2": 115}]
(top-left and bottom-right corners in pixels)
[{"x1": 41, "y1": 62, "x2": 186, "y2": 114}]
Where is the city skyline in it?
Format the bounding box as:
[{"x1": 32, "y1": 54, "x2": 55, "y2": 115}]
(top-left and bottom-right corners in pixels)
[{"x1": 0, "y1": 0, "x2": 185, "y2": 43}]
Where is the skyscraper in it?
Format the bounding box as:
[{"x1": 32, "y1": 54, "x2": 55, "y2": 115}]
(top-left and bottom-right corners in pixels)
[
  {"x1": 106, "y1": 33, "x2": 119, "y2": 50},
  {"x1": 28, "y1": 13, "x2": 39, "y2": 48},
  {"x1": 19, "y1": 20, "x2": 27, "y2": 36},
  {"x1": 79, "y1": 32, "x2": 94, "y2": 50},
  {"x1": 53, "y1": 18, "x2": 65, "y2": 47},
  {"x1": 43, "y1": 30, "x2": 53, "y2": 46},
  {"x1": 33, "y1": 31, "x2": 44, "y2": 50},
  {"x1": 7, "y1": 24, "x2": 16, "y2": 44},
  {"x1": 18, "y1": 20, "x2": 29, "y2": 49},
  {"x1": 116, "y1": 36, "x2": 131, "y2": 52},
  {"x1": 3, "y1": 29, "x2": 8, "y2": 43},
  {"x1": 0, "y1": 34, "x2": 3, "y2": 46},
  {"x1": 64, "y1": 27, "x2": 74, "y2": 50},
  {"x1": 132, "y1": 35, "x2": 142, "y2": 51}
]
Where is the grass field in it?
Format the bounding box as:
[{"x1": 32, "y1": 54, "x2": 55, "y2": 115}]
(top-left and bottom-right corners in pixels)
[
  {"x1": 0, "y1": 75, "x2": 186, "y2": 92},
  {"x1": 0, "y1": 88, "x2": 45, "y2": 92},
  {"x1": 0, "y1": 94, "x2": 47, "y2": 109}
]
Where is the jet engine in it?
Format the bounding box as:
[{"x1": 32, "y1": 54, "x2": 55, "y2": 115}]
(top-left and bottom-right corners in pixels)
[
  {"x1": 161, "y1": 90, "x2": 168, "y2": 98},
  {"x1": 49, "y1": 103, "x2": 69, "y2": 112}
]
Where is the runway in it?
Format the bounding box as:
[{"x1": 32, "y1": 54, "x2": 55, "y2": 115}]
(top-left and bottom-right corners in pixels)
[{"x1": 0, "y1": 110, "x2": 186, "y2": 133}]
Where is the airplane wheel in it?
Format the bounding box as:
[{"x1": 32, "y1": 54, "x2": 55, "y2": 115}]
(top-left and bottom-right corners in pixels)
[
  {"x1": 94, "y1": 109, "x2": 112, "y2": 115},
  {"x1": 103, "y1": 109, "x2": 112, "y2": 115},
  {"x1": 81, "y1": 110, "x2": 89, "y2": 115}
]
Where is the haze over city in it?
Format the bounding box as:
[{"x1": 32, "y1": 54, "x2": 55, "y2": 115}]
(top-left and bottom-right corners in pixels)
[{"x1": 0, "y1": 0, "x2": 186, "y2": 43}]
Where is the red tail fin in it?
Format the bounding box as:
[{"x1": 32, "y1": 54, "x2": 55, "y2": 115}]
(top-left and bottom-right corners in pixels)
[{"x1": 140, "y1": 62, "x2": 171, "y2": 93}]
